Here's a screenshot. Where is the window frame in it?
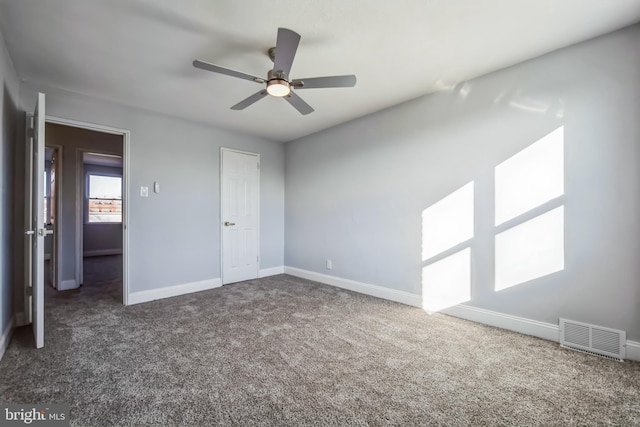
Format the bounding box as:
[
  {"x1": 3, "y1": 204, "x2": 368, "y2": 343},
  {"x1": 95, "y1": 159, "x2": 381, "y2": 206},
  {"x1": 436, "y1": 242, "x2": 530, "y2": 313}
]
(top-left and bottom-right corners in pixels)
[{"x1": 85, "y1": 172, "x2": 123, "y2": 225}]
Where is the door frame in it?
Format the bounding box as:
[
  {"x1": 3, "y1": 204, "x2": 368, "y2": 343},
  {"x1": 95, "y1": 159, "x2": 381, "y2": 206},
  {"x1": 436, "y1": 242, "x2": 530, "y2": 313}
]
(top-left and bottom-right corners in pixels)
[
  {"x1": 219, "y1": 147, "x2": 260, "y2": 285},
  {"x1": 22, "y1": 114, "x2": 33, "y2": 325},
  {"x1": 46, "y1": 116, "x2": 131, "y2": 305}
]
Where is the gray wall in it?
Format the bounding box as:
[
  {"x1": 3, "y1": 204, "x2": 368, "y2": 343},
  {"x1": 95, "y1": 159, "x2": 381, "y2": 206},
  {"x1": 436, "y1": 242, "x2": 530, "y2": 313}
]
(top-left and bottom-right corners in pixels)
[
  {"x1": 83, "y1": 164, "x2": 123, "y2": 256},
  {"x1": 285, "y1": 25, "x2": 640, "y2": 340},
  {"x1": 17, "y1": 85, "x2": 285, "y2": 298},
  {"x1": 0, "y1": 28, "x2": 19, "y2": 344}
]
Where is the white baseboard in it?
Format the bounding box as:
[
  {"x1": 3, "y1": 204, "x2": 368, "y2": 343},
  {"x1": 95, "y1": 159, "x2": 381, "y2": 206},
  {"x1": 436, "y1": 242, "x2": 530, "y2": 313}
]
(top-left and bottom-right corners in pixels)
[
  {"x1": 128, "y1": 278, "x2": 222, "y2": 305},
  {"x1": 83, "y1": 249, "x2": 122, "y2": 257},
  {"x1": 59, "y1": 279, "x2": 78, "y2": 291},
  {"x1": 0, "y1": 316, "x2": 15, "y2": 361},
  {"x1": 442, "y1": 304, "x2": 560, "y2": 342},
  {"x1": 283, "y1": 267, "x2": 640, "y2": 362},
  {"x1": 284, "y1": 267, "x2": 422, "y2": 308},
  {"x1": 259, "y1": 266, "x2": 284, "y2": 278},
  {"x1": 442, "y1": 305, "x2": 640, "y2": 362},
  {"x1": 627, "y1": 341, "x2": 640, "y2": 362}
]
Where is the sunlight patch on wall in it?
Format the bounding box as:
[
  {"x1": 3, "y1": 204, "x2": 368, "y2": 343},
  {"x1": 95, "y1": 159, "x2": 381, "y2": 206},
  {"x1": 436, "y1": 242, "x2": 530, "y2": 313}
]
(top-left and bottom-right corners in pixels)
[
  {"x1": 421, "y1": 182, "x2": 474, "y2": 313},
  {"x1": 494, "y1": 126, "x2": 565, "y2": 291},
  {"x1": 495, "y1": 127, "x2": 564, "y2": 226},
  {"x1": 495, "y1": 206, "x2": 564, "y2": 291},
  {"x1": 422, "y1": 248, "x2": 471, "y2": 314},
  {"x1": 422, "y1": 182, "x2": 474, "y2": 261}
]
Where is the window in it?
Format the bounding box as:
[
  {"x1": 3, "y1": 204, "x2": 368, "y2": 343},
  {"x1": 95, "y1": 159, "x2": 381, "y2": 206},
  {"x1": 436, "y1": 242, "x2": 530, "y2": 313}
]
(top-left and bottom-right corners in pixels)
[{"x1": 87, "y1": 175, "x2": 122, "y2": 223}]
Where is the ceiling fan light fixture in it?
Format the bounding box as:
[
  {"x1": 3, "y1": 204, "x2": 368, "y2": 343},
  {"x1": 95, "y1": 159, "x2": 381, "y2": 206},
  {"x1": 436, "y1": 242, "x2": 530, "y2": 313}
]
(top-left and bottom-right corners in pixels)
[{"x1": 266, "y1": 79, "x2": 291, "y2": 97}]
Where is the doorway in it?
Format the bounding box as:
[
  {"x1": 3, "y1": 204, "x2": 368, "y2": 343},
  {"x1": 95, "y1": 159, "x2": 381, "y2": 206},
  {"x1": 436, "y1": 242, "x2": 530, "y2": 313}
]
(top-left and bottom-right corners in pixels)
[
  {"x1": 23, "y1": 93, "x2": 130, "y2": 349},
  {"x1": 45, "y1": 117, "x2": 130, "y2": 305},
  {"x1": 80, "y1": 152, "x2": 124, "y2": 299}
]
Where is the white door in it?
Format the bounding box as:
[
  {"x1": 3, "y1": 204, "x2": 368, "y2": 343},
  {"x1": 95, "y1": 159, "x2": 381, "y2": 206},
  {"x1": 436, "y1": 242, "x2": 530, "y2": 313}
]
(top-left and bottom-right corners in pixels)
[
  {"x1": 221, "y1": 148, "x2": 259, "y2": 284},
  {"x1": 25, "y1": 93, "x2": 47, "y2": 348}
]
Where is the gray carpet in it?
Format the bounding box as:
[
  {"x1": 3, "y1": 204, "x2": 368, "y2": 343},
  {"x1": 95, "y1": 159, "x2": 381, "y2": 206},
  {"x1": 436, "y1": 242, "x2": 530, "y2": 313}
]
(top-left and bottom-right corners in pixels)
[
  {"x1": 1, "y1": 274, "x2": 639, "y2": 426},
  {"x1": 82, "y1": 254, "x2": 123, "y2": 286}
]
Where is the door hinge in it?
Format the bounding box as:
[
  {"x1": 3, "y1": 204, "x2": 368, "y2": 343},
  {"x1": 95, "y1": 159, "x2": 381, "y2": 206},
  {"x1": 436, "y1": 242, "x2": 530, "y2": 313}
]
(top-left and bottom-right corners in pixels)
[
  {"x1": 27, "y1": 126, "x2": 34, "y2": 138},
  {"x1": 26, "y1": 286, "x2": 33, "y2": 297}
]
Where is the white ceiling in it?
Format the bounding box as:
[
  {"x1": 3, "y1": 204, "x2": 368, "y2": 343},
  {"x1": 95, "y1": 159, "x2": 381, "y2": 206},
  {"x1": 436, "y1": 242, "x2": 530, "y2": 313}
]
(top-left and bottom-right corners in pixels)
[{"x1": 1, "y1": 1, "x2": 639, "y2": 142}]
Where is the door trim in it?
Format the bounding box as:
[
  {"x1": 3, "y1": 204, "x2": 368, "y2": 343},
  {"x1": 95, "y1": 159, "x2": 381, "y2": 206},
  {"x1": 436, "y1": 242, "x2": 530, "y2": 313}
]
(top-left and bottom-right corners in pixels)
[
  {"x1": 45, "y1": 115, "x2": 131, "y2": 305},
  {"x1": 23, "y1": 113, "x2": 33, "y2": 325},
  {"x1": 219, "y1": 147, "x2": 260, "y2": 285}
]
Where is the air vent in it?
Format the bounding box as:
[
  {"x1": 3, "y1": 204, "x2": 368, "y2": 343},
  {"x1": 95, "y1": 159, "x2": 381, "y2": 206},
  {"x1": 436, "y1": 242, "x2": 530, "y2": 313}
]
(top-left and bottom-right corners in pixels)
[{"x1": 559, "y1": 318, "x2": 625, "y2": 361}]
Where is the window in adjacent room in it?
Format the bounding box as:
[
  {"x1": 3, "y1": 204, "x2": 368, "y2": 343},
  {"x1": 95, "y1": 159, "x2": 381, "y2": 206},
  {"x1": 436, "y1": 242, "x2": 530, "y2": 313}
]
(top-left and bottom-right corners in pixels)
[{"x1": 87, "y1": 174, "x2": 122, "y2": 223}]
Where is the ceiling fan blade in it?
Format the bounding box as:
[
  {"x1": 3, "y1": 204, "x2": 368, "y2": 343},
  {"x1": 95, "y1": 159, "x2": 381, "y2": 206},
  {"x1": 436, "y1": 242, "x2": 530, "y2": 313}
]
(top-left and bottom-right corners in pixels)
[
  {"x1": 193, "y1": 60, "x2": 264, "y2": 83},
  {"x1": 272, "y1": 28, "x2": 301, "y2": 77},
  {"x1": 292, "y1": 75, "x2": 357, "y2": 89},
  {"x1": 231, "y1": 90, "x2": 268, "y2": 110},
  {"x1": 284, "y1": 91, "x2": 314, "y2": 115}
]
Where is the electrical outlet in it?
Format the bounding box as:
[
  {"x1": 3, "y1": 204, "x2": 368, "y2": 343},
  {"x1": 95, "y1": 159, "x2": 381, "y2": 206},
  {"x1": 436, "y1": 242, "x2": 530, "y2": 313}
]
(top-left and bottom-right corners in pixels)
[
  {"x1": 326, "y1": 259, "x2": 332, "y2": 270},
  {"x1": 140, "y1": 186, "x2": 149, "y2": 197}
]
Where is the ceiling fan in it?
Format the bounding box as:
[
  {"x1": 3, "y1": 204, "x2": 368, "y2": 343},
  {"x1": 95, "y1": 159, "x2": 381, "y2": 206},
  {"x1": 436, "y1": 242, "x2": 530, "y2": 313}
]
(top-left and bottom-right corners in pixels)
[{"x1": 193, "y1": 28, "x2": 357, "y2": 115}]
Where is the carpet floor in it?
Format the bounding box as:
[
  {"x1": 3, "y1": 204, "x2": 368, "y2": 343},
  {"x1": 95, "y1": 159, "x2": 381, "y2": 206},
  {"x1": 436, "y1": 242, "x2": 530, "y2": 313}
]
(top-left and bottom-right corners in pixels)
[
  {"x1": 1, "y1": 274, "x2": 639, "y2": 426},
  {"x1": 82, "y1": 255, "x2": 123, "y2": 287}
]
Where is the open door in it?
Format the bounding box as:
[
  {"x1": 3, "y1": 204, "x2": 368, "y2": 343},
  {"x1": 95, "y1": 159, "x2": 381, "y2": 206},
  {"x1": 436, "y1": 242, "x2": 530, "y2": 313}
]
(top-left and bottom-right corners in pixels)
[{"x1": 24, "y1": 92, "x2": 47, "y2": 348}]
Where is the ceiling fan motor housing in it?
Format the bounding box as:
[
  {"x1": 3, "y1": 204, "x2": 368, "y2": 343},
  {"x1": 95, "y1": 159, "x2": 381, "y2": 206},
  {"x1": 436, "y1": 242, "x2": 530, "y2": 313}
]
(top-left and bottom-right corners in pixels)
[{"x1": 266, "y1": 69, "x2": 291, "y2": 97}]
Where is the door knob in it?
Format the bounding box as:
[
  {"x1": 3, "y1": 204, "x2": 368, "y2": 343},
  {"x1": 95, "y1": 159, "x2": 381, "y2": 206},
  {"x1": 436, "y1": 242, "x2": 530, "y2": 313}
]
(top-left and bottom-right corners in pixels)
[
  {"x1": 37, "y1": 229, "x2": 54, "y2": 236},
  {"x1": 224, "y1": 221, "x2": 236, "y2": 226}
]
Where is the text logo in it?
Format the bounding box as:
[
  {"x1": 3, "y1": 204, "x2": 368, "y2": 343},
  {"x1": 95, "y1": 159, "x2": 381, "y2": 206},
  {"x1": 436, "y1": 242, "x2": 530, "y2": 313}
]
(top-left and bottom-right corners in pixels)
[{"x1": 1, "y1": 404, "x2": 69, "y2": 426}]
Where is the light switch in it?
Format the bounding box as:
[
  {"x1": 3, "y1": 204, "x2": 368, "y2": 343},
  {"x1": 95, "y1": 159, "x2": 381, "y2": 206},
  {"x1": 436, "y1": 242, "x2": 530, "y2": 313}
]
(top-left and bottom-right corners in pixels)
[
  {"x1": 140, "y1": 186, "x2": 149, "y2": 197},
  {"x1": 154, "y1": 182, "x2": 160, "y2": 194}
]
